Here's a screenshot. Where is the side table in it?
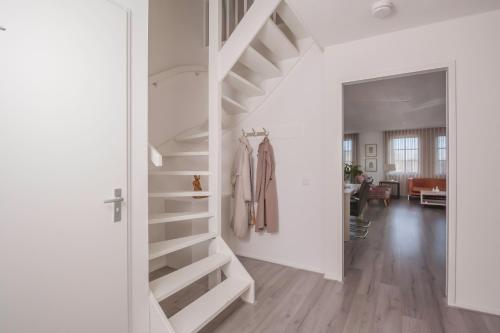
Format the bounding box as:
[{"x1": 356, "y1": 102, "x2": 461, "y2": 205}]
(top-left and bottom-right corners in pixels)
[{"x1": 379, "y1": 180, "x2": 400, "y2": 199}]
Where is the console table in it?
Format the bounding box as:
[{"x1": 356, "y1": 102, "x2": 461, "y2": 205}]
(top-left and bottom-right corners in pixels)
[
  {"x1": 420, "y1": 190, "x2": 446, "y2": 206},
  {"x1": 379, "y1": 180, "x2": 400, "y2": 199}
]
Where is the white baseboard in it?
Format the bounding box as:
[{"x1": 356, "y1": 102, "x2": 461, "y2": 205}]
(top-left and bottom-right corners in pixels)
[
  {"x1": 234, "y1": 251, "x2": 323, "y2": 274},
  {"x1": 448, "y1": 300, "x2": 500, "y2": 317}
]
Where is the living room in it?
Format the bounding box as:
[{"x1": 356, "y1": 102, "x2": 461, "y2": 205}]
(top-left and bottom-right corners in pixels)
[{"x1": 342, "y1": 69, "x2": 449, "y2": 314}]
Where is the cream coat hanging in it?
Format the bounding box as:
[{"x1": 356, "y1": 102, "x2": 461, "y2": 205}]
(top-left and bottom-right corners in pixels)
[{"x1": 231, "y1": 136, "x2": 255, "y2": 238}]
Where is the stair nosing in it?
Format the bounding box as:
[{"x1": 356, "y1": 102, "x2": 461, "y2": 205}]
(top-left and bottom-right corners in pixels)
[
  {"x1": 222, "y1": 95, "x2": 249, "y2": 115},
  {"x1": 149, "y1": 170, "x2": 211, "y2": 176},
  {"x1": 149, "y1": 211, "x2": 213, "y2": 224},
  {"x1": 150, "y1": 253, "x2": 231, "y2": 302},
  {"x1": 258, "y1": 18, "x2": 299, "y2": 59},
  {"x1": 148, "y1": 191, "x2": 211, "y2": 198},
  {"x1": 149, "y1": 232, "x2": 217, "y2": 260},
  {"x1": 241, "y1": 46, "x2": 281, "y2": 77},
  {"x1": 169, "y1": 277, "x2": 250, "y2": 333},
  {"x1": 226, "y1": 71, "x2": 265, "y2": 96}
]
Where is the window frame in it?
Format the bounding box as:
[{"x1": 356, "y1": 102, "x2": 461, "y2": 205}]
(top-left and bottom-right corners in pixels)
[{"x1": 390, "y1": 136, "x2": 420, "y2": 175}]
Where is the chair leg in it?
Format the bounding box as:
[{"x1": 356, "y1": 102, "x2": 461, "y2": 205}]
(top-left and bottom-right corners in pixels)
[{"x1": 384, "y1": 199, "x2": 388, "y2": 207}]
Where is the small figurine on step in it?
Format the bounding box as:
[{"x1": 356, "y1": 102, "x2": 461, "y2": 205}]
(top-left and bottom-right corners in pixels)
[{"x1": 192, "y1": 175, "x2": 208, "y2": 199}]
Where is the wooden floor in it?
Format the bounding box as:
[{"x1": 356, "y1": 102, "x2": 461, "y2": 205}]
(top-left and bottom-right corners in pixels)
[{"x1": 159, "y1": 199, "x2": 500, "y2": 332}]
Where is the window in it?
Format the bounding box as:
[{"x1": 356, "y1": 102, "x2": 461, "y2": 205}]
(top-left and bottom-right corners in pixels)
[
  {"x1": 343, "y1": 139, "x2": 353, "y2": 164},
  {"x1": 391, "y1": 136, "x2": 419, "y2": 174},
  {"x1": 436, "y1": 135, "x2": 447, "y2": 175}
]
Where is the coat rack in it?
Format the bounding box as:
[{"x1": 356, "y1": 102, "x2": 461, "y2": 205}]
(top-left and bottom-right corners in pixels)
[{"x1": 241, "y1": 128, "x2": 269, "y2": 137}]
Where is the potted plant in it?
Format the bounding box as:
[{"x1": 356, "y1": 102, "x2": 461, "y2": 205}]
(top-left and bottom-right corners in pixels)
[{"x1": 344, "y1": 163, "x2": 363, "y2": 183}]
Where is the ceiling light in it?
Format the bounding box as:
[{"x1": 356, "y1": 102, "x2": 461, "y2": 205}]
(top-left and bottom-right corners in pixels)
[{"x1": 371, "y1": 0, "x2": 394, "y2": 19}]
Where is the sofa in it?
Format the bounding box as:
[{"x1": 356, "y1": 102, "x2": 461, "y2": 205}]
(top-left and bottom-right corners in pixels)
[{"x1": 407, "y1": 178, "x2": 446, "y2": 198}]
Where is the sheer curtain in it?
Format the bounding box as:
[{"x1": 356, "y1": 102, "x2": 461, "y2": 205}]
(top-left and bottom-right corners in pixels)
[
  {"x1": 343, "y1": 133, "x2": 358, "y2": 165},
  {"x1": 383, "y1": 128, "x2": 446, "y2": 195}
]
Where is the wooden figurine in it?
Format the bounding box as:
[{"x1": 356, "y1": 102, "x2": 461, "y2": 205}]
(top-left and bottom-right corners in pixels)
[{"x1": 192, "y1": 175, "x2": 208, "y2": 199}]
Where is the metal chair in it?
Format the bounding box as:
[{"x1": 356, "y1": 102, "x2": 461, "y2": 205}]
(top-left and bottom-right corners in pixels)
[{"x1": 349, "y1": 181, "x2": 371, "y2": 239}]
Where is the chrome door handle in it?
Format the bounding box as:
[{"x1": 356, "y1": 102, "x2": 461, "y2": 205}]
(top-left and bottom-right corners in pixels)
[
  {"x1": 104, "y1": 198, "x2": 124, "y2": 204},
  {"x1": 104, "y1": 188, "x2": 124, "y2": 222}
]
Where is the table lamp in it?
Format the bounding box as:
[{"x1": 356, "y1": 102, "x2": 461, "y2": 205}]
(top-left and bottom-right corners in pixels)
[{"x1": 384, "y1": 164, "x2": 396, "y2": 180}]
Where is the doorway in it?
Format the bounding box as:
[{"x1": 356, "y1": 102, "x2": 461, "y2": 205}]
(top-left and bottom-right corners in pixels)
[{"x1": 340, "y1": 65, "x2": 457, "y2": 305}]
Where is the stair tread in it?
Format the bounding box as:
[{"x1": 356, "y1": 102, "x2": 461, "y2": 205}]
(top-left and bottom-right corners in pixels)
[
  {"x1": 164, "y1": 151, "x2": 209, "y2": 157},
  {"x1": 257, "y1": 19, "x2": 299, "y2": 59},
  {"x1": 239, "y1": 46, "x2": 281, "y2": 78},
  {"x1": 226, "y1": 71, "x2": 264, "y2": 97},
  {"x1": 149, "y1": 170, "x2": 210, "y2": 176},
  {"x1": 175, "y1": 131, "x2": 209, "y2": 143},
  {"x1": 149, "y1": 191, "x2": 211, "y2": 198},
  {"x1": 149, "y1": 211, "x2": 212, "y2": 224},
  {"x1": 222, "y1": 95, "x2": 249, "y2": 115},
  {"x1": 170, "y1": 277, "x2": 250, "y2": 333},
  {"x1": 149, "y1": 232, "x2": 216, "y2": 260},
  {"x1": 150, "y1": 253, "x2": 231, "y2": 302}
]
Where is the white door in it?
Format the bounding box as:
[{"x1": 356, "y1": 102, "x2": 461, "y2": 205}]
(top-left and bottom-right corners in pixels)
[{"x1": 0, "y1": 1, "x2": 130, "y2": 332}]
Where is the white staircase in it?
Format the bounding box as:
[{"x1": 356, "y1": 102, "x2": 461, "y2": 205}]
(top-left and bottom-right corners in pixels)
[
  {"x1": 171, "y1": 0, "x2": 314, "y2": 142},
  {"x1": 149, "y1": 1, "x2": 312, "y2": 332}
]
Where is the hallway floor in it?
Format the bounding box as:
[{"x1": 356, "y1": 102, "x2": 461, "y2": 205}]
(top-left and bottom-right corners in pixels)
[{"x1": 200, "y1": 199, "x2": 500, "y2": 332}]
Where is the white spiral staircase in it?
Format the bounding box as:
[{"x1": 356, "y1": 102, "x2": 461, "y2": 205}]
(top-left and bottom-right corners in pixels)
[{"x1": 148, "y1": 1, "x2": 312, "y2": 332}]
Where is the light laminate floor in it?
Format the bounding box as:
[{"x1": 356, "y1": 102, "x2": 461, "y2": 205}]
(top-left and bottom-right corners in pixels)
[{"x1": 156, "y1": 199, "x2": 500, "y2": 332}]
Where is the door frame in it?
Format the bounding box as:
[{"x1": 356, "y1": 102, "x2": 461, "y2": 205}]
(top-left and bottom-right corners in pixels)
[
  {"x1": 327, "y1": 61, "x2": 457, "y2": 305},
  {"x1": 111, "y1": 0, "x2": 149, "y2": 332}
]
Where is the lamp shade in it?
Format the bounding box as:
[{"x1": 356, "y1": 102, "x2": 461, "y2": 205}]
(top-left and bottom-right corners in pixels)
[{"x1": 384, "y1": 163, "x2": 396, "y2": 172}]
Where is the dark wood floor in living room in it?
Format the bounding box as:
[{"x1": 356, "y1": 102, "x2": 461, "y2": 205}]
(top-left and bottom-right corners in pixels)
[{"x1": 160, "y1": 200, "x2": 500, "y2": 332}]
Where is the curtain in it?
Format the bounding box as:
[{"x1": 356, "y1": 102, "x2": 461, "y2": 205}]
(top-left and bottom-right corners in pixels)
[
  {"x1": 343, "y1": 133, "x2": 358, "y2": 166},
  {"x1": 383, "y1": 128, "x2": 446, "y2": 195}
]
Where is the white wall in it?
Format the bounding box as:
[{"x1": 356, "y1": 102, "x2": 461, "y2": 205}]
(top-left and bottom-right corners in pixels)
[
  {"x1": 222, "y1": 45, "x2": 325, "y2": 273},
  {"x1": 325, "y1": 10, "x2": 500, "y2": 315},
  {"x1": 148, "y1": 0, "x2": 207, "y2": 75},
  {"x1": 357, "y1": 131, "x2": 385, "y2": 184}
]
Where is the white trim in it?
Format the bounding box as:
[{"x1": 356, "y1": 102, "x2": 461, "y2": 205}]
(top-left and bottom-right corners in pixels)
[
  {"x1": 328, "y1": 61, "x2": 458, "y2": 304},
  {"x1": 234, "y1": 252, "x2": 323, "y2": 274},
  {"x1": 449, "y1": 301, "x2": 500, "y2": 317},
  {"x1": 110, "y1": 0, "x2": 149, "y2": 332}
]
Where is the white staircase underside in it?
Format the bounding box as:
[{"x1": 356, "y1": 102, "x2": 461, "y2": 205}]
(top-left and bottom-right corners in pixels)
[
  {"x1": 149, "y1": 211, "x2": 212, "y2": 225},
  {"x1": 149, "y1": 233, "x2": 216, "y2": 260},
  {"x1": 169, "y1": 277, "x2": 250, "y2": 333},
  {"x1": 226, "y1": 71, "x2": 264, "y2": 96},
  {"x1": 149, "y1": 191, "x2": 211, "y2": 198},
  {"x1": 257, "y1": 19, "x2": 299, "y2": 59},
  {"x1": 150, "y1": 253, "x2": 231, "y2": 303},
  {"x1": 276, "y1": 1, "x2": 308, "y2": 39},
  {"x1": 222, "y1": 95, "x2": 249, "y2": 115},
  {"x1": 238, "y1": 46, "x2": 281, "y2": 78}
]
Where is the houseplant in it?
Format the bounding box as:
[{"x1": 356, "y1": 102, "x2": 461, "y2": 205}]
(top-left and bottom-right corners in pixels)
[{"x1": 344, "y1": 163, "x2": 363, "y2": 183}]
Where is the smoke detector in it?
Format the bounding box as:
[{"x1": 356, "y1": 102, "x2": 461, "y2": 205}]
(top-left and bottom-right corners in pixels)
[{"x1": 371, "y1": 0, "x2": 394, "y2": 19}]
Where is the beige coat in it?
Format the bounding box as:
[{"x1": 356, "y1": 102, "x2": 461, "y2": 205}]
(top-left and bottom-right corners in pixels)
[
  {"x1": 255, "y1": 137, "x2": 278, "y2": 233},
  {"x1": 231, "y1": 136, "x2": 254, "y2": 238}
]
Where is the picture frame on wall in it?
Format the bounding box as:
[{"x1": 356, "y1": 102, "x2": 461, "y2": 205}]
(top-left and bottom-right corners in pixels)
[
  {"x1": 366, "y1": 158, "x2": 377, "y2": 172},
  {"x1": 365, "y1": 144, "x2": 377, "y2": 157}
]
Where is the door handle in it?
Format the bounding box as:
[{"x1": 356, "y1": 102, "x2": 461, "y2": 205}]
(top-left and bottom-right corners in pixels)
[{"x1": 104, "y1": 188, "x2": 124, "y2": 222}]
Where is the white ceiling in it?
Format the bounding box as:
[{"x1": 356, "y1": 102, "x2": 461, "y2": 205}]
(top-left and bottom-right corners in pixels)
[
  {"x1": 288, "y1": 0, "x2": 500, "y2": 47},
  {"x1": 344, "y1": 70, "x2": 446, "y2": 133}
]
